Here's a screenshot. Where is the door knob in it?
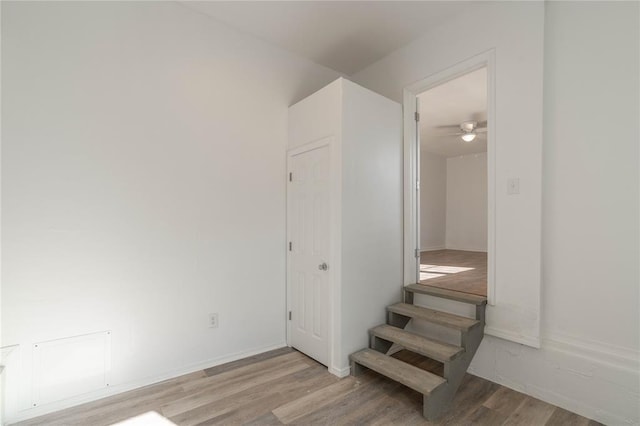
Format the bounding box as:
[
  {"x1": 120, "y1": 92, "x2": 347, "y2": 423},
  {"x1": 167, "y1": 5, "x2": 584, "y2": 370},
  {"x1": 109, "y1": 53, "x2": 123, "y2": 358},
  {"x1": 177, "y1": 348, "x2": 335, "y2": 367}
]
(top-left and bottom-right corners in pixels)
[{"x1": 318, "y1": 262, "x2": 328, "y2": 271}]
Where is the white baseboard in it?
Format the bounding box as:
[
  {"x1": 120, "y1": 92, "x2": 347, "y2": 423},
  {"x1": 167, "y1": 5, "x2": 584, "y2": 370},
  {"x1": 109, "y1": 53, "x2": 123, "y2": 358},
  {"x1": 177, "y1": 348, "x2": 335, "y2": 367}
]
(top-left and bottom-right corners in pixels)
[
  {"x1": 6, "y1": 342, "x2": 288, "y2": 425},
  {"x1": 420, "y1": 246, "x2": 445, "y2": 252},
  {"x1": 444, "y1": 245, "x2": 488, "y2": 252},
  {"x1": 543, "y1": 330, "x2": 639, "y2": 372},
  {"x1": 329, "y1": 365, "x2": 351, "y2": 378}
]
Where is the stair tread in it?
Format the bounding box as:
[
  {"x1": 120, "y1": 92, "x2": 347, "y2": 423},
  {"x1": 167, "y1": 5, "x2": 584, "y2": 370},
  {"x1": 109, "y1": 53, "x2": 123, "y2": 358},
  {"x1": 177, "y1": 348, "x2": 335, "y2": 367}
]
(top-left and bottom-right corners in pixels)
[
  {"x1": 350, "y1": 349, "x2": 446, "y2": 395},
  {"x1": 406, "y1": 284, "x2": 487, "y2": 306},
  {"x1": 371, "y1": 324, "x2": 463, "y2": 362},
  {"x1": 388, "y1": 303, "x2": 479, "y2": 331}
]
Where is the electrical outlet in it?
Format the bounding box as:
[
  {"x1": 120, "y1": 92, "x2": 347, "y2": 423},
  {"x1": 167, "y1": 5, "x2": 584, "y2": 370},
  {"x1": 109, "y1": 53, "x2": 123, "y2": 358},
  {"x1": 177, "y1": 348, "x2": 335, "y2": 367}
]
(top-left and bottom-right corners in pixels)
[{"x1": 209, "y1": 313, "x2": 219, "y2": 329}]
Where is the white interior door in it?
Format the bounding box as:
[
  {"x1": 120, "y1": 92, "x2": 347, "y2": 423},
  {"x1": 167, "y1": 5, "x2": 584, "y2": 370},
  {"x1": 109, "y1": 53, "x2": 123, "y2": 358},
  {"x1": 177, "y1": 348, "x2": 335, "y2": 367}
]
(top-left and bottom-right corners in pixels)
[{"x1": 287, "y1": 144, "x2": 330, "y2": 366}]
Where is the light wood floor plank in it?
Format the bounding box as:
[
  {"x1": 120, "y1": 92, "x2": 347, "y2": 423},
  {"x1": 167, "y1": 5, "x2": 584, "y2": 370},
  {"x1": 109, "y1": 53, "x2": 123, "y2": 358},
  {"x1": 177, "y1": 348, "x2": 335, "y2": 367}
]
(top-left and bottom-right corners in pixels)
[
  {"x1": 336, "y1": 391, "x2": 405, "y2": 425},
  {"x1": 203, "y1": 347, "x2": 293, "y2": 377},
  {"x1": 179, "y1": 351, "x2": 305, "y2": 393},
  {"x1": 291, "y1": 373, "x2": 394, "y2": 424},
  {"x1": 368, "y1": 398, "x2": 429, "y2": 426},
  {"x1": 420, "y1": 249, "x2": 487, "y2": 296},
  {"x1": 17, "y1": 371, "x2": 206, "y2": 426},
  {"x1": 13, "y1": 348, "x2": 596, "y2": 426},
  {"x1": 241, "y1": 412, "x2": 283, "y2": 426},
  {"x1": 271, "y1": 376, "x2": 362, "y2": 424},
  {"x1": 169, "y1": 363, "x2": 335, "y2": 426},
  {"x1": 545, "y1": 407, "x2": 593, "y2": 426},
  {"x1": 201, "y1": 371, "x2": 338, "y2": 425},
  {"x1": 503, "y1": 396, "x2": 557, "y2": 425},
  {"x1": 464, "y1": 405, "x2": 509, "y2": 425},
  {"x1": 79, "y1": 387, "x2": 190, "y2": 426},
  {"x1": 161, "y1": 358, "x2": 308, "y2": 418},
  {"x1": 482, "y1": 385, "x2": 528, "y2": 417},
  {"x1": 437, "y1": 373, "x2": 501, "y2": 425}
]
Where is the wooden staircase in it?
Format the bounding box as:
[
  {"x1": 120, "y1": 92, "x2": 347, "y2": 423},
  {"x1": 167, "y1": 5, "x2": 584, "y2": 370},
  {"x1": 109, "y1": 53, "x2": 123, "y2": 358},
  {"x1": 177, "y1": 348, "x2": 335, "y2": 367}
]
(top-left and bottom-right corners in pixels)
[{"x1": 349, "y1": 284, "x2": 487, "y2": 420}]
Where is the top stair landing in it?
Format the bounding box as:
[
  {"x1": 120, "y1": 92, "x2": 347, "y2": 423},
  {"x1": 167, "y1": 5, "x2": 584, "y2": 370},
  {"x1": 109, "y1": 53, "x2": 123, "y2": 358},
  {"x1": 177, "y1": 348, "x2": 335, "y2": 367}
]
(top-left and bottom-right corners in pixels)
[{"x1": 405, "y1": 284, "x2": 487, "y2": 305}]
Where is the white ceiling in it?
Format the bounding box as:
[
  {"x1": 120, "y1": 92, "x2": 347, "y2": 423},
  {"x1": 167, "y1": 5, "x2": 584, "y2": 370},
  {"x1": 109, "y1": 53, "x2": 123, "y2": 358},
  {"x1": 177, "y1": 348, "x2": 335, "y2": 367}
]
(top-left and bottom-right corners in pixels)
[
  {"x1": 419, "y1": 67, "x2": 487, "y2": 158},
  {"x1": 181, "y1": 1, "x2": 470, "y2": 75}
]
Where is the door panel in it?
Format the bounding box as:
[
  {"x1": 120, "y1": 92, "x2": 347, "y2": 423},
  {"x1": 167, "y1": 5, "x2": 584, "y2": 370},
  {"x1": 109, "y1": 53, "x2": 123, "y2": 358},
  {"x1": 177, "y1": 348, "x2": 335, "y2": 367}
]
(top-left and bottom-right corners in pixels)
[{"x1": 288, "y1": 144, "x2": 330, "y2": 365}]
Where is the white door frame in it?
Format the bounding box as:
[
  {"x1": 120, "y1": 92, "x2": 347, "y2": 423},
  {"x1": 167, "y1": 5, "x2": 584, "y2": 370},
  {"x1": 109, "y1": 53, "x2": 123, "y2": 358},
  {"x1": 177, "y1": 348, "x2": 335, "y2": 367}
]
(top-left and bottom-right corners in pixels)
[
  {"x1": 285, "y1": 136, "x2": 338, "y2": 370},
  {"x1": 403, "y1": 49, "x2": 496, "y2": 305}
]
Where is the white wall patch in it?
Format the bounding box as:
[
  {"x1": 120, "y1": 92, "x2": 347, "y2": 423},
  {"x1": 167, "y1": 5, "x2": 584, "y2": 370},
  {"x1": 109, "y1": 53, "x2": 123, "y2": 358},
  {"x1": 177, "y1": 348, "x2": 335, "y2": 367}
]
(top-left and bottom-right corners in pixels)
[{"x1": 32, "y1": 331, "x2": 111, "y2": 407}]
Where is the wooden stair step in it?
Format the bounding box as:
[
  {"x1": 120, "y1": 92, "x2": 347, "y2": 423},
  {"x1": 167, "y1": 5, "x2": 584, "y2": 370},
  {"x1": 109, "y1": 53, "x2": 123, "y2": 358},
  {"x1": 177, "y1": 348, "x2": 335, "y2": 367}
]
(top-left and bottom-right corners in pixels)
[
  {"x1": 370, "y1": 324, "x2": 463, "y2": 363},
  {"x1": 350, "y1": 349, "x2": 446, "y2": 396},
  {"x1": 405, "y1": 284, "x2": 487, "y2": 306},
  {"x1": 388, "y1": 303, "x2": 479, "y2": 331}
]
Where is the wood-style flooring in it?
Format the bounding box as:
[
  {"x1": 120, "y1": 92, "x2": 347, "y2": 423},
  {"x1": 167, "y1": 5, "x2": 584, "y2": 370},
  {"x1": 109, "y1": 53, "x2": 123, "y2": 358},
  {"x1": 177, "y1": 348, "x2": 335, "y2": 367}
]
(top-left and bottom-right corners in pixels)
[
  {"x1": 420, "y1": 250, "x2": 487, "y2": 297},
  {"x1": 16, "y1": 347, "x2": 599, "y2": 426}
]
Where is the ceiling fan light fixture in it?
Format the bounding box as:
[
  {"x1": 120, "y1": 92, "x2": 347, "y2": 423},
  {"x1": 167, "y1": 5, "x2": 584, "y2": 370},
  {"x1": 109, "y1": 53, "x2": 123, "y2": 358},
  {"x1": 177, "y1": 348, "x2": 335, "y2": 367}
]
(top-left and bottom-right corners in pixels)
[{"x1": 461, "y1": 132, "x2": 476, "y2": 142}]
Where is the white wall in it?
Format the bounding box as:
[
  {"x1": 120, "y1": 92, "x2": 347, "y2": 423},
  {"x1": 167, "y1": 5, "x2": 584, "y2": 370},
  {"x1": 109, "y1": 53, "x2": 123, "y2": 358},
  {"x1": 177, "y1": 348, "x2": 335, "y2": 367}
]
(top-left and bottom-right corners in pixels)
[
  {"x1": 420, "y1": 151, "x2": 488, "y2": 253},
  {"x1": 419, "y1": 151, "x2": 446, "y2": 250},
  {"x1": 541, "y1": 0, "x2": 639, "y2": 365},
  {"x1": 1, "y1": 1, "x2": 339, "y2": 422},
  {"x1": 340, "y1": 79, "x2": 402, "y2": 373},
  {"x1": 287, "y1": 79, "x2": 403, "y2": 376},
  {"x1": 355, "y1": 1, "x2": 545, "y2": 347},
  {"x1": 445, "y1": 153, "x2": 487, "y2": 252},
  {"x1": 355, "y1": 1, "x2": 640, "y2": 424}
]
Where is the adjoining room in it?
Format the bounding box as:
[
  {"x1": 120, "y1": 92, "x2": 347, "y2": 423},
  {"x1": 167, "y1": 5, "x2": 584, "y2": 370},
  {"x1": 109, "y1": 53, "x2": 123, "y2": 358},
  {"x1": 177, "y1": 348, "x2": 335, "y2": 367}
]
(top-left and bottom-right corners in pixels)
[{"x1": 417, "y1": 67, "x2": 488, "y2": 297}]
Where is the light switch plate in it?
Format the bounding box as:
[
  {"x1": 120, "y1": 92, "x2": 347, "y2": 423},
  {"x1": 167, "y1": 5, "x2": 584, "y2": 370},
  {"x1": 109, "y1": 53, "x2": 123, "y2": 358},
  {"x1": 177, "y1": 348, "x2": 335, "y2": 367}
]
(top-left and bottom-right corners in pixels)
[{"x1": 508, "y1": 178, "x2": 520, "y2": 195}]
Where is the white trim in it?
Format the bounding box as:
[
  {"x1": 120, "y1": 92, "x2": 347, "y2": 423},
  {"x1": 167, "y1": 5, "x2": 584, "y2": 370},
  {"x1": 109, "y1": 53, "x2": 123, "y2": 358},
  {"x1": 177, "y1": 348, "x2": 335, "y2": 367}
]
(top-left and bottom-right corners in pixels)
[
  {"x1": 402, "y1": 90, "x2": 416, "y2": 285},
  {"x1": 6, "y1": 342, "x2": 288, "y2": 425},
  {"x1": 484, "y1": 326, "x2": 541, "y2": 348},
  {"x1": 285, "y1": 80, "x2": 344, "y2": 378},
  {"x1": 32, "y1": 331, "x2": 112, "y2": 408},
  {"x1": 328, "y1": 127, "x2": 343, "y2": 379},
  {"x1": 443, "y1": 245, "x2": 488, "y2": 253},
  {"x1": 328, "y1": 365, "x2": 350, "y2": 378},
  {"x1": 420, "y1": 246, "x2": 445, "y2": 252},
  {"x1": 286, "y1": 136, "x2": 335, "y2": 371},
  {"x1": 543, "y1": 331, "x2": 640, "y2": 372},
  {"x1": 0, "y1": 345, "x2": 19, "y2": 360},
  {"x1": 486, "y1": 51, "x2": 496, "y2": 307},
  {"x1": 403, "y1": 49, "x2": 496, "y2": 306},
  {"x1": 286, "y1": 136, "x2": 332, "y2": 157},
  {"x1": 414, "y1": 96, "x2": 421, "y2": 285}
]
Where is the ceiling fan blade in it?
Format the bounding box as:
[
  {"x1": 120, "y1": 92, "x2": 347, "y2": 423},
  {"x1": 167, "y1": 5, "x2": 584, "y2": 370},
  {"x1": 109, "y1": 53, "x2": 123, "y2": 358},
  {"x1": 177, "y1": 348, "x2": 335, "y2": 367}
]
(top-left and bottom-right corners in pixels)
[
  {"x1": 435, "y1": 124, "x2": 463, "y2": 129},
  {"x1": 476, "y1": 120, "x2": 488, "y2": 129},
  {"x1": 475, "y1": 128, "x2": 488, "y2": 133}
]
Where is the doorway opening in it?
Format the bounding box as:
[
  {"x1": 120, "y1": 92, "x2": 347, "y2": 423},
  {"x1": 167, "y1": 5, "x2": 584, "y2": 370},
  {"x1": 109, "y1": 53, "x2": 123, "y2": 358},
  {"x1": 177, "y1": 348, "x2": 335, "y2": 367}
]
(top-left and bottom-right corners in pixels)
[{"x1": 409, "y1": 60, "x2": 493, "y2": 299}]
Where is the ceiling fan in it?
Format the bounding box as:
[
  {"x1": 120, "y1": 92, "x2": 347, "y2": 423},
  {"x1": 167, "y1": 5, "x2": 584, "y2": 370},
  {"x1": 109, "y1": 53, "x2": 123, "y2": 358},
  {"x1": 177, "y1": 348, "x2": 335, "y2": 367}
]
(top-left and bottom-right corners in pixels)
[{"x1": 438, "y1": 120, "x2": 487, "y2": 142}]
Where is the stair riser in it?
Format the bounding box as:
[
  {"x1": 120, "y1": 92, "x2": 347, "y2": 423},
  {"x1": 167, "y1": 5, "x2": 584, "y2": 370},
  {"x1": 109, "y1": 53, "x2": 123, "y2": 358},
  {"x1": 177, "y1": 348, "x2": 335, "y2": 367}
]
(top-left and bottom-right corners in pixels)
[
  {"x1": 404, "y1": 290, "x2": 414, "y2": 305},
  {"x1": 400, "y1": 293, "x2": 487, "y2": 325},
  {"x1": 387, "y1": 311, "x2": 411, "y2": 329},
  {"x1": 388, "y1": 303, "x2": 479, "y2": 331},
  {"x1": 404, "y1": 284, "x2": 487, "y2": 306},
  {"x1": 476, "y1": 304, "x2": 486, "y2": 326},
  {"x1": 369, "y1": 334, "x2": 394, "y2": 355},
  {"x1": 350, "y1": 360, "x2": 367, "y2": 377}
]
